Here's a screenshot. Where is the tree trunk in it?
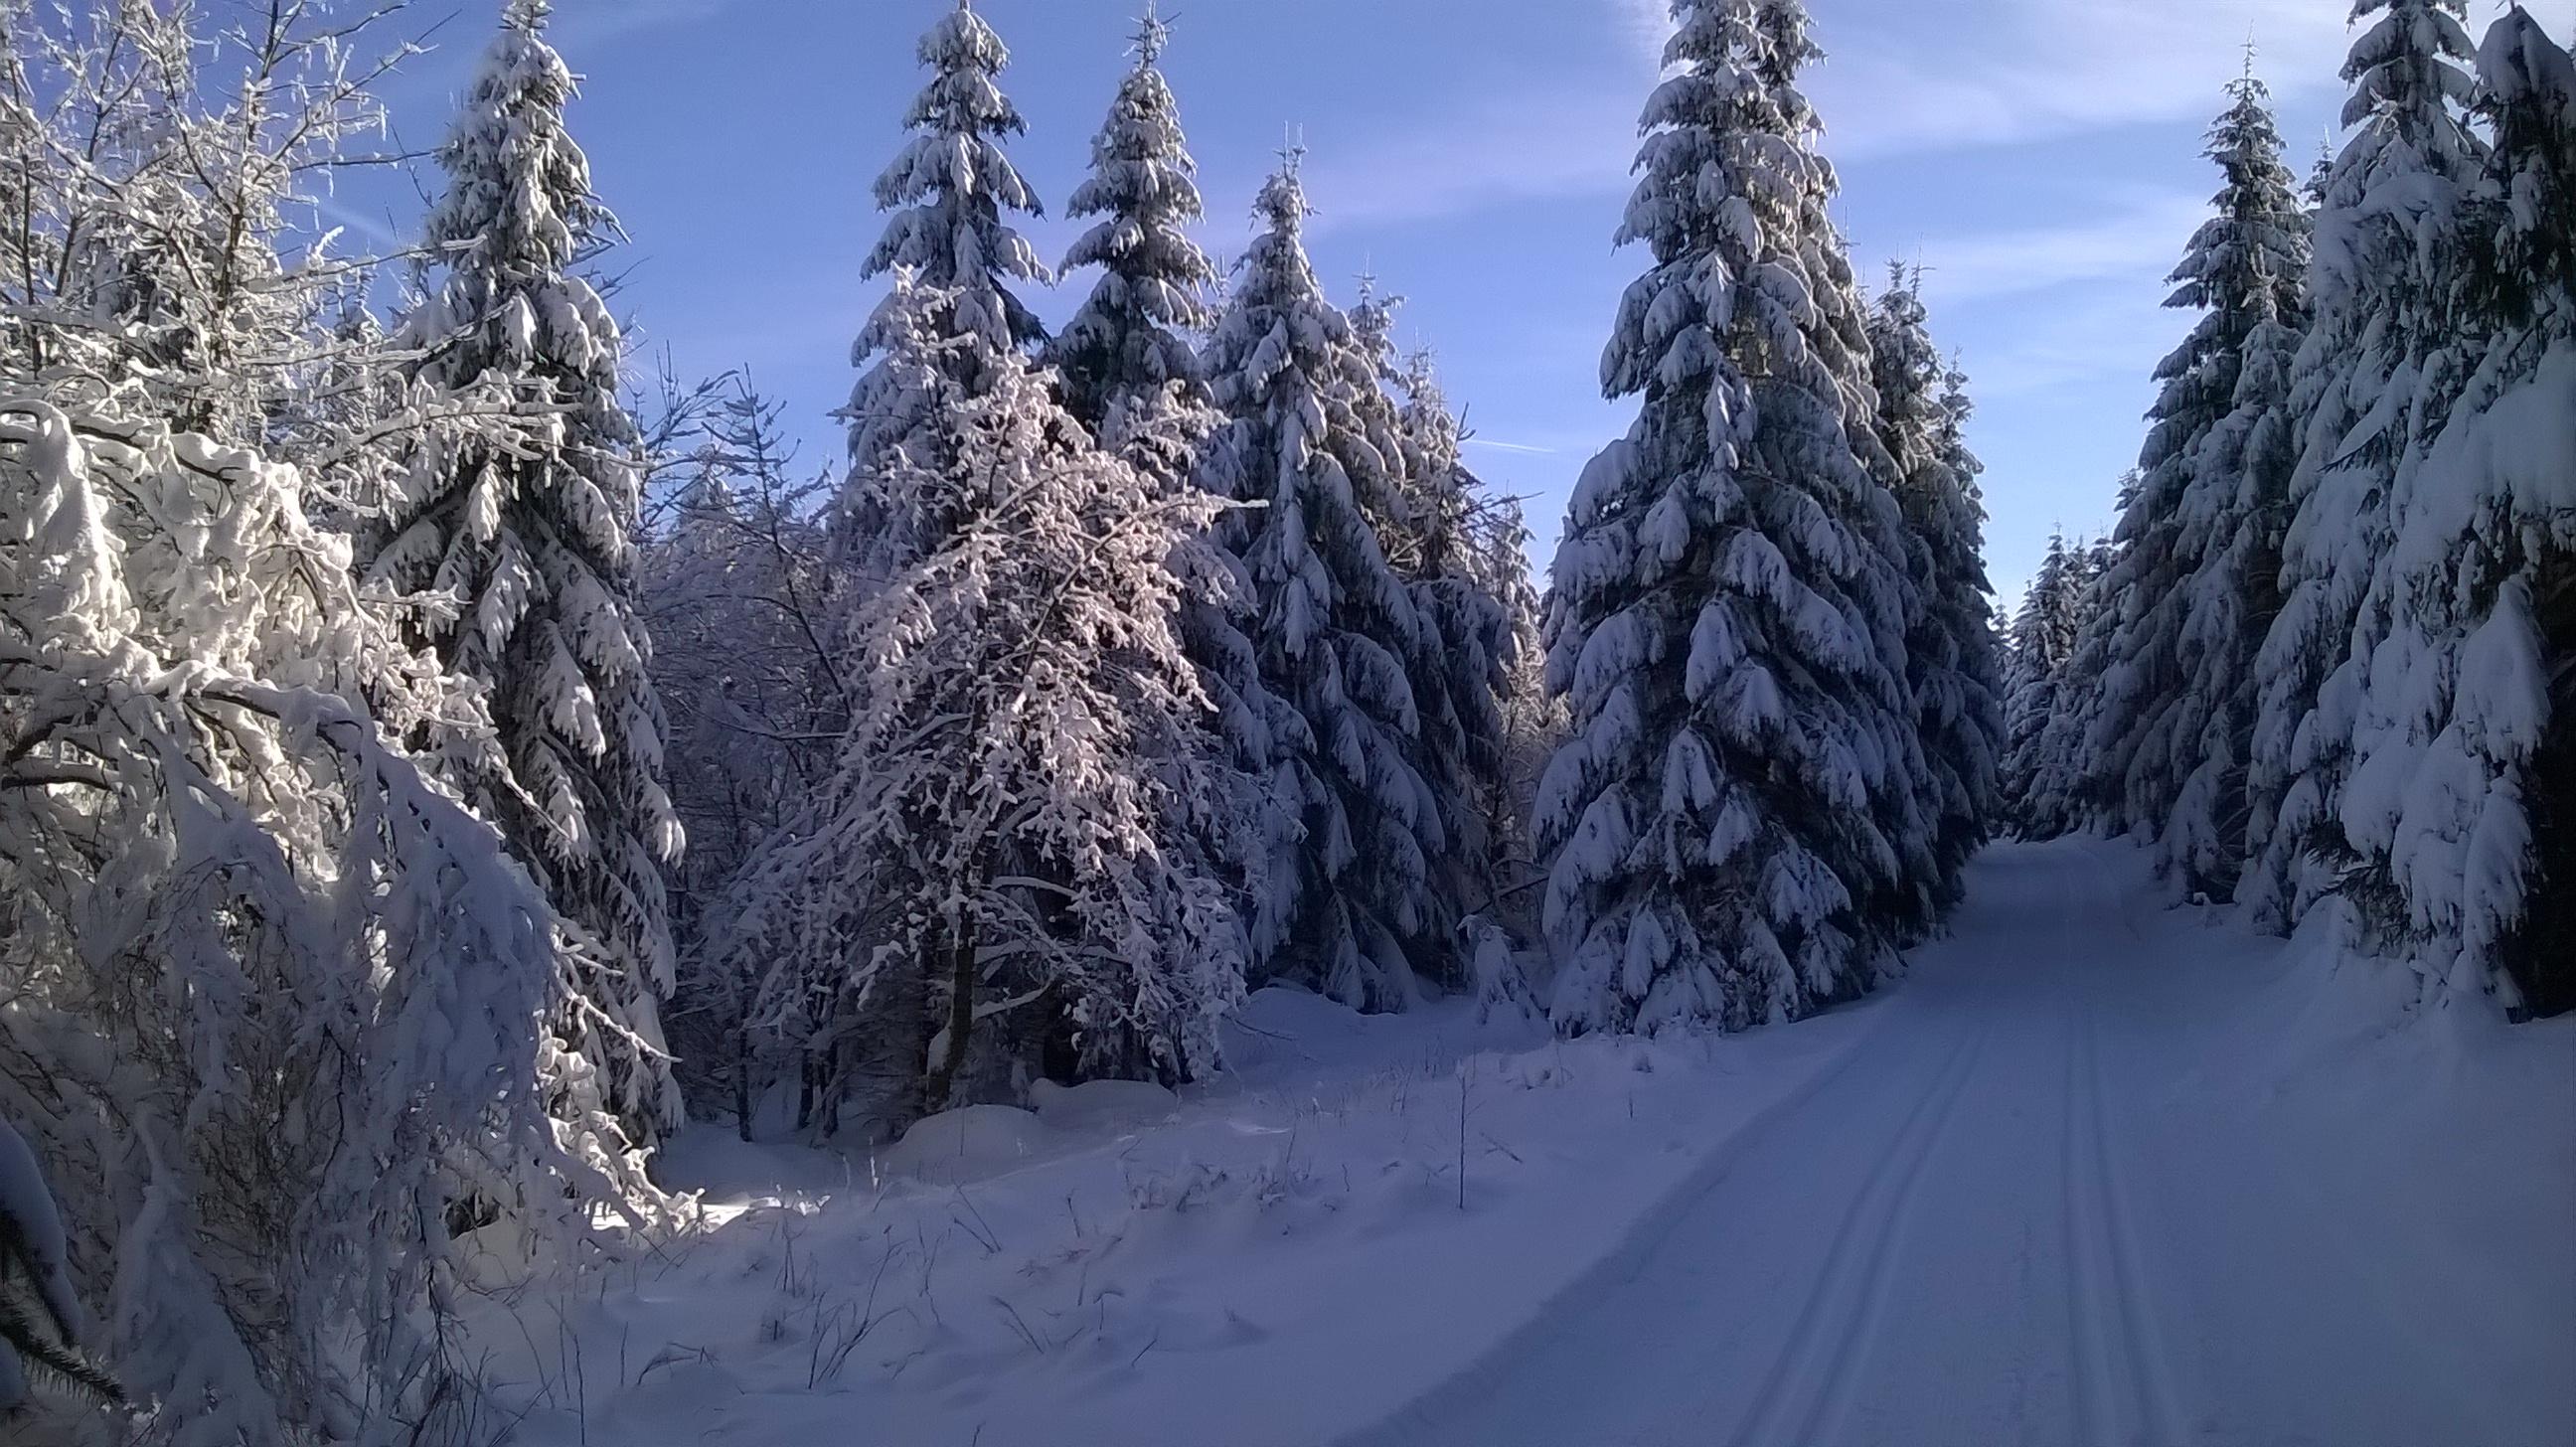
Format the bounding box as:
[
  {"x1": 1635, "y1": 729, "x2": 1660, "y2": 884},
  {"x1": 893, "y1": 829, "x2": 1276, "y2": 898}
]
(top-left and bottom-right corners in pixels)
[
  {"x1": 2506, "y1": 561, "x2": 2573, "y2": 1019},
  {"x1": 733, "y1": 1022, "x2": 755, "y2": 1142},
  {"x1": 919, "y1": 909, "x2": 980, "y2": 1117}
]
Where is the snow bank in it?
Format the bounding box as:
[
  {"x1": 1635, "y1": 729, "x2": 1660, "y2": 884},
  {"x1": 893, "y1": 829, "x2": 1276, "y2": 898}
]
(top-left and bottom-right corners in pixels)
[{"x1": 468, "y1": 987, "x2": 1884, "y2": 1447}]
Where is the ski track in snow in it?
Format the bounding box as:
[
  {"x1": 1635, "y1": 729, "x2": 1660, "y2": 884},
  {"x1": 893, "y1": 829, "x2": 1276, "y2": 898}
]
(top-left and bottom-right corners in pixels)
[{"x1": 1344, "y1": 840, "x2": 2576, "y2": 1447}]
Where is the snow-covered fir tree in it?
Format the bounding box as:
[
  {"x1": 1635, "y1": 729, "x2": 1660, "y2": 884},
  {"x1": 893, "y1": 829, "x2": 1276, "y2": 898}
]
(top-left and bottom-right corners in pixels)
[
  {"x1": 1047, "y1": 3, "x2": 1213, "y2": 434},
  {"x1": 2016, "y1": 531, "x2": 2124, "y2": 839},
  {"x1": 2003, "y1": 533, "x2": 2091, "y2": 831},
  {"x1": 1869, "y1": 266, "x2": 2005, "y2": 908},
  {"x1": 1047, "y1": 4, "x2": 1275, "y2": 905},
  {"x1": 1201, "y1": 156, "x2": 1455, "y2": 1009},
  {"x1": 2157, "y1": 71, "x2": 2315, "y2": 901},
  {"x1": 714, "y1": 275, "x2": 1248, "y2": 1126},
  {"x1": 1755, "y1": 0, "x2": 1942, "y2": 941},
  {"x1": 844, "y1": 0, "x2": 1049, "y2": 575},
  {"x1": 1537, "y1": 0, "x2": 1926, "y2": 1035},
  {"x1": 2332, "y1": 10, "x2": 2575, "y2": 1016},
  {"x1": 1390, "y1": 351, "x2": 1520, "y2": 919},
  {"x1": 2089, "y1": 69, "x2": 2313, "y2": 867},
  {"x1": 2248, "y1": 0, "x2": 2486, "y2": 929},
  {"x1": 363, "y1": 0, "x2": 684, "y2": 1144}
]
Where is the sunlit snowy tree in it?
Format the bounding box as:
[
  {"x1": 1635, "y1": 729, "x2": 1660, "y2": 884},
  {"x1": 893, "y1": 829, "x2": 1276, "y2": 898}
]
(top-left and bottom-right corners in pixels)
[
  {"x1": 842, "y1": 0, "x2": 1050, "y2": 583},
  {"x1": 2334, "y1": 10, "x2": 2576, "y2": 1016},
  {"x1": 2248, "y1": 0, "x2": 2485, "y2": 928},
  {"x1": 364, "y1": 0, "x2": 684, "y2": 1143},
  {"x1": 2153, "y1": 73, "x2": 2316, "y2": 900},
  {"x1": 714, "y1": 276, "x2": 1247, "y2": 1126},
  {"x1": 0, "y1": 383, "x2": 659, "y2": 1445},
  {"x1": 1537, "y1": 0, "x2": 1924, "y2": 1035},
  {"x1": 1050, "y1": 4, "x2": 1213, "y2": 435}
]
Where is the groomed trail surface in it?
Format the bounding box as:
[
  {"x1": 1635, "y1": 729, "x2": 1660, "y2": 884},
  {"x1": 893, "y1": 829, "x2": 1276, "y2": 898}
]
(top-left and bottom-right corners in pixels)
[{"x1": 1346, "y1": 838, "x2": 2576, "y2": 1447}]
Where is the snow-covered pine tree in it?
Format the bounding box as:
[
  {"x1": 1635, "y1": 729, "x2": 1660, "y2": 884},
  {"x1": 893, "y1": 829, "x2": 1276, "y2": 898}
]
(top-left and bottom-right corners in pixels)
[
  {"x1": 714, "y1": 274, "x2": 1247, "y2": 1125},
  {"x1": 1201, "y1": 156, "x2": 1454, "y2": 1009},
  {"x1": 2003, "y1": 533, "x2": 2089, "y2": 831},
  {"x1": 1037, "y1": 9, "x2": 1279, "y2": 1076},
  {"x1": 1537, "y1": 0, "x2": 1925, "y2": 1035},
  {"x1": 2157, "y1": 71, "x2": 2316, "y2": 901},
  {"x1": 2021, "y1": 527, "x2": 2126, "y2": 838},
  {"x1": 1049, "y1": 1, "x2": 1273, "y2": 826},
  {"x1": 1869, "y1": 266, "x2": 2005, "y2": 908},
  {"x1": 2091, "y1": 69, "x2": 2312, "y2": 865},
  {"x1": 843, "y1": 0, "x2": 1049, "y2": 578},
  {"x1": 1048, "y1": 3, "x2": 1212, "y2": 434},
  {"x1": 2247, "y1": 0, "x2": 2486, "y2": 929},
  {"x1": 2332, "y1": 10, "x2": 2575, "y2": 1016},
  {"x1": 364, "y1": 0, "x2": 684, "y2": 1145},
  {"x1": 1390, "y1": 350, "x2": 1519, "y2": 922},
  {"x1": 1335, "y1": 280, "x2": 1515, "y2": 958}
]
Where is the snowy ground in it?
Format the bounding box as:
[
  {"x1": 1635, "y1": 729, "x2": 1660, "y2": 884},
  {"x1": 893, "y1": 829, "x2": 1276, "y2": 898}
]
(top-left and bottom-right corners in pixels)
[{"x1": 467, "y1": 839, "x2": 2576, "y2": 1447}]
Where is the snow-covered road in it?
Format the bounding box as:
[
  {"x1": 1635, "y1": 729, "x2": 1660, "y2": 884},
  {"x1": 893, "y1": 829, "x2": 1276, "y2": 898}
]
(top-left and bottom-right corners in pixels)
[{"x1": 1352, "y1": 840, "x2": 2576, "y2": 1447}]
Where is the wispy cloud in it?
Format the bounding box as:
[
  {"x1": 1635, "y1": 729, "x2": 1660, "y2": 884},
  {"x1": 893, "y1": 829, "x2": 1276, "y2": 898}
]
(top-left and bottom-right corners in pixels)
[
  {"x1": 1290, "y1": 0, "x2": 2358, "y2": 235},
  {"x1": 1819, "y1": 0, "x2": 2353, "y2": 160},
  {"x1": 552, "y1": 0, "x2": 740, "y2": 49},
  {"x1": 1465, "y1": 437, "x2": 1561, "y2": 457},
  {"x1": 1299, "y1": 84, "x2": 1638, "y2": 233},
  {"x1": 1914, "y1": 186, "x2": 2210, "y2": 304}
]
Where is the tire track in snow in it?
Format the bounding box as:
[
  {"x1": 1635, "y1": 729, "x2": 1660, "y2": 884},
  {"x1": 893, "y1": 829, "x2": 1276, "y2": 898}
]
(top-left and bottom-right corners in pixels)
[{"x1": 1723, "y1": 1024, "x2": 1990, "y2": 1447}]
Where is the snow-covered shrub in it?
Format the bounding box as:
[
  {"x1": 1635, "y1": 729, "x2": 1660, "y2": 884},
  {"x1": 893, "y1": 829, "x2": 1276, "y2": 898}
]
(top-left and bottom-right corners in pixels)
[{"x1": 0, "y1": 386, "x2": 659, "y2": 1443}]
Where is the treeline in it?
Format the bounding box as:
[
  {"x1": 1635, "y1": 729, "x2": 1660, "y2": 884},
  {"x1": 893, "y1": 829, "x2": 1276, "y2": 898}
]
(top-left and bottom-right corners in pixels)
[{"x1": 2002, "y1": 0, "x2": 2575, "y2": 1022}]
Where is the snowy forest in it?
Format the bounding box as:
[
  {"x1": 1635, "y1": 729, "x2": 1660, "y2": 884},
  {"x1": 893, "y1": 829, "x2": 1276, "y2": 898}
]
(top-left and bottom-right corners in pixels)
[{"x1": 0, "y1": 0, "x2": 2567, "y2": 1443}]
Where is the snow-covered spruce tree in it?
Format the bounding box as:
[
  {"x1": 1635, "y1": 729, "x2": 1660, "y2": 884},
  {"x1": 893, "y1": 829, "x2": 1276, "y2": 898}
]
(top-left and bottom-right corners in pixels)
[
  {"x1": 1046, "y1": 6, "x2": 1276, "y2": 982},
  {"x1": 2002, "y1": 533, "x2": 2091, "y2": 831},
  {"x1": 364, "y1": 0, "x2": 684, "y2": 1145},
  {"x1": 1201, "y1": 158, "x2": 1455, "y2": 1009},
  {"x1": 2020, "y1": 529, "x2": 2125, "y2": 839},
  {"x1": 2157, "y1": 72, "x2": 2316, "y2": 900},
  {"x1": 0, "y1": 383, "x2": 658, "y2": 1445},
  {"x1": 2331, "y1": 11, "x2": 2576, "y2": 1016},
  {"x1": 2090, "y1": 70, "x2": 2312, "y2": 864},
  {"x1": 1338, "y1": 284, "x2": 1515, "y2": 950},
  {"x1": 1869, "y1": 267, "x2": 2004, "y2": 908},
  {"x1": 2247, "y1": 0, "x2": 2486, "y2": 929},
  {"x1": 1047, "y1": 4, "x2": 1213, "y2": 435},
  {"x1": 1537, "y1": 0, "x2": 1925, "y2": 1035},
  {"x1": 844, "y1": 0, "x2": 1047, "y2": 576},
  {"x1": 1390, "y1": 351, "x2": 1519, "y2": 920},
  {"x1": 1751, "y1": 0, "x2": 1941, "y2": 941},
  {"x1": 714, "y1": 275, "x2": 1247, "y2": 1126}
]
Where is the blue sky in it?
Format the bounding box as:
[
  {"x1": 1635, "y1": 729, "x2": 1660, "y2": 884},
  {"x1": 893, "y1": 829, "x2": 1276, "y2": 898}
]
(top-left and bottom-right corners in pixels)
[{"x1": 345, "y1": 0, "x2": 2381, "y2": 603}]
